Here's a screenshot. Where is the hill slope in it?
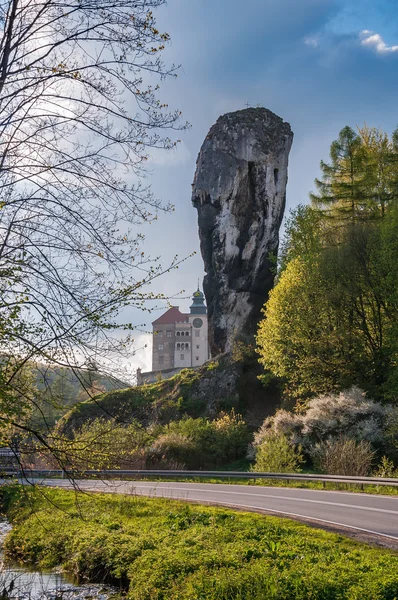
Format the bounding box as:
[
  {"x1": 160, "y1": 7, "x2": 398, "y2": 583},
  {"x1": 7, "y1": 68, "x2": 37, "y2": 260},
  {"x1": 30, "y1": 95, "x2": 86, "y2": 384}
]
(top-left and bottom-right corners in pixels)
[{"x1": 56, "y1": 355, "x2": 281, "y2": 436}]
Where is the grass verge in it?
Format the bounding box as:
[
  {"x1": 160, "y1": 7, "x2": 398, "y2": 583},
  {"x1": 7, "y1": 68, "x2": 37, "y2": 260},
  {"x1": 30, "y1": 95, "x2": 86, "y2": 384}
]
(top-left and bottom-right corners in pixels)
[
  {"x1": 80, "y1": 474, "x2": 398, "y2": 496},
  {"x1": 1, "y1": 485, "x2": 397, "y2": 599}
]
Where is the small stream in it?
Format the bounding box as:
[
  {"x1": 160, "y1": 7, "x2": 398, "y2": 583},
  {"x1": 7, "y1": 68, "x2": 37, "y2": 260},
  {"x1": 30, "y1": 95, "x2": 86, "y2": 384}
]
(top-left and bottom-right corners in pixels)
[{"x1": 0, "y1": 522, "x2": 118, "y2": 599}]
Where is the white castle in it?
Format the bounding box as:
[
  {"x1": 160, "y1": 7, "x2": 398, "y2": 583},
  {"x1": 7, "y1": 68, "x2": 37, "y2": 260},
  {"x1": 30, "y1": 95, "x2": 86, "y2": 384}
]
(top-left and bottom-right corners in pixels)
[{"x1": 151, "y1": 287, "x2": 209, "y2": 371}]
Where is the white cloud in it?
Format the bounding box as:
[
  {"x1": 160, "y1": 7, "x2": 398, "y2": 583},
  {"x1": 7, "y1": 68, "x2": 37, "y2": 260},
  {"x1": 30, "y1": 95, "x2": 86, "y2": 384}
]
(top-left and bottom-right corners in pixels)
[
  {"x1": 304, "y1": 36, "x2": 319, "y2": 48},
  {"x1": 360, "y1": 30, "x2": 398, "y2": 54}
]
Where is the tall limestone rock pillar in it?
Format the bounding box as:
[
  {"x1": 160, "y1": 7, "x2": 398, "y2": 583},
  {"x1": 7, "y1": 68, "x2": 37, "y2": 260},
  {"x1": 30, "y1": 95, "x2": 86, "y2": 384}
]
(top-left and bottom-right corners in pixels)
[{"x1": 192, "y1": 107, "x2": 293, "y2": 356}]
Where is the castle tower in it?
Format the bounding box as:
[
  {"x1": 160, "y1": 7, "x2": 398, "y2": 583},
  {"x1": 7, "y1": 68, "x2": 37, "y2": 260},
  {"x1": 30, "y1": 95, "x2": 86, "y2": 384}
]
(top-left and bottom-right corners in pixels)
[{"x1": 187, "y1": 287, "x2": 209, "y2": 366}]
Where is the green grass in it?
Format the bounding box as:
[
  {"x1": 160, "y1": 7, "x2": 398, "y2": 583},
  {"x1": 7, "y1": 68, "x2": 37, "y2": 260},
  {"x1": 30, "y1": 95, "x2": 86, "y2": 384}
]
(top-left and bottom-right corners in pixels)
[
  {"x1": 1, "y1": 485, "x2": 398, "y2": 599},
  {"x1": 55, "y1": 361, "x2": 238, "y2": 436}
]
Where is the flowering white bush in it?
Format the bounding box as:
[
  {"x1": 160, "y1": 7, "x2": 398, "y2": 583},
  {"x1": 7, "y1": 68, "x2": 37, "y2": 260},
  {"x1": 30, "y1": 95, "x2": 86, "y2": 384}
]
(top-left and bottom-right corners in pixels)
[
  {"x1": 300, "y1": 387, "x2": 387, "y2": 447},
  {"x1": 252, "y1": 387, "x2": 395, "y2": 461},
  {"x1": 252, "y1": 410, "x2": 302, "y2": 447}
]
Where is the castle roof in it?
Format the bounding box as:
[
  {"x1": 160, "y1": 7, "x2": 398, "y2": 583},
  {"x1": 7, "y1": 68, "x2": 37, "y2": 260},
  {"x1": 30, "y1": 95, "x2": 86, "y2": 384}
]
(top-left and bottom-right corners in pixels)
[{"x1": 152, "y1": 306, "x2": 189, "y2": 325}]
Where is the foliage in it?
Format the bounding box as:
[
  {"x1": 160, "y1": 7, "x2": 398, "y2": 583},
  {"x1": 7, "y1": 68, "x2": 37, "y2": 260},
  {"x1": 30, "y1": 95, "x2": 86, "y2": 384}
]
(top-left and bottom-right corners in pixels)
[
  {"x1": 257, "y1": 124, "x2": 398, "y2": 402},
  {"x1": 310, "y1": 126, "x2": 367, "y2": 223},
  {"x1": 251, "y1": 433, "x2": 304, "y2": 473},
  {"x1": 53, "y1": 419, "x2": 152, "y2": 470},
  {"x1": 297, "y1": 387, "x2": 388, "y2": 449},
  {"x1": 145, "y1": 411, "x2": 251, "y2": 469},
  {"x1": 374, "y1": 456, "x2": 398, "y2": 478},
  {"x1": 311, "y1": 438, "x2": 375, "y2": 476},
  {"x1": 2, "y1": 486, "x2": 398, "y2": 599},
  {"x1": 26, "y1": 364, "x2": 127, "y2": 433},
  {"x1": 257, "y1": 254, "x2": 357, "y2": 400},
  {"x1": 231, "y1": 341, "x2": 257, "y2": 364},
  {"x1": 253, "y1": 388, "x2": 397, "y2": 472},
  {"x1": 47, "y1": 407, "x2": 250, "y2": 471}
]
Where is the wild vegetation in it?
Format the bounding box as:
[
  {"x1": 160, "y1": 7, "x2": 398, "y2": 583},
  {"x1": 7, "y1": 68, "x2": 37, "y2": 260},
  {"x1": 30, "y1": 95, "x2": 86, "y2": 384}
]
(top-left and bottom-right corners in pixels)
[
  {"x1": 254, "y1": 125, "x2": 398, "y2": 475},
  {"x1": 251, "y1": 387, "x2": 398, "y2": 475},
  {"x1": 257, "y1": 125, "x2": 398, "y2": 404},
  {"x1": 44, "y1": 410, "x2": 250, "y2": 471},
  {"x1": 2, "y1": 486, "x2": 398, "y2": 600}
]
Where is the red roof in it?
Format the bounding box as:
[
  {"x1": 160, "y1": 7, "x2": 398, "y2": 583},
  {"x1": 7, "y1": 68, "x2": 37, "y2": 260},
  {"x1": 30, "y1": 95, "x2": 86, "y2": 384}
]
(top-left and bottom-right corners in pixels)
[{"x1": 152, "y1": 306, "x2": 189, "y2": 325}]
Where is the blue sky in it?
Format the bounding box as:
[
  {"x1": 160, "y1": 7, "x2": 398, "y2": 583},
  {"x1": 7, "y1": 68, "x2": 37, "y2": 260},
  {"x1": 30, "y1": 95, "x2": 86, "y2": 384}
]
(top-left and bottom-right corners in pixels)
[{"x1": 129, "y1": 0, "x2": 398, "y2": 372}]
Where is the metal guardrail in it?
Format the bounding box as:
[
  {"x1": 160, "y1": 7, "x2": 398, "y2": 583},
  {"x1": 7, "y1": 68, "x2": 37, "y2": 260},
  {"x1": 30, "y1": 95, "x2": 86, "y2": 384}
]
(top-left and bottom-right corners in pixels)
[{"x1": 2, "y1": 468, "x2": 398, "y2": 487}]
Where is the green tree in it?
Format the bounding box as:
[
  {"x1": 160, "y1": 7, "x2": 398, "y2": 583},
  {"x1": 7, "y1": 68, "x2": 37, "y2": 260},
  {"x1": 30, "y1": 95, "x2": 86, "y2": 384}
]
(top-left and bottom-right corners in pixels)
[
  {"x1": 256, "y1": 254, "x2": 360, "y2": 401},
  {"x1": 358, "y1": 125, "x2": 398, "y2": 217},
  {"x1": 310, "y1": 126, "x2": 367, "y2": 225},
  {"x1": 257, "y1": 126, "x2": 398, "y2": 403}
]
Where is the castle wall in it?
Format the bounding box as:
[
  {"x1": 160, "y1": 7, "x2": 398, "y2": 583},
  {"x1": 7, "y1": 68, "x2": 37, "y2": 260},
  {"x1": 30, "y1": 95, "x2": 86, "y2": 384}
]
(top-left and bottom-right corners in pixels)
[{"x1": 152, "y1": 324, "x2": 176, "y2": 371}]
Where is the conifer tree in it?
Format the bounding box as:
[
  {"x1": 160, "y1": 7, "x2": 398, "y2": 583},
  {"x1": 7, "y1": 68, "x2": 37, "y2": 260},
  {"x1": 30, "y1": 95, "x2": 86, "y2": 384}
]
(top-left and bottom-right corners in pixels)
[{"x1": 310, "y1": 126, "x2": 367, "y2": 225}]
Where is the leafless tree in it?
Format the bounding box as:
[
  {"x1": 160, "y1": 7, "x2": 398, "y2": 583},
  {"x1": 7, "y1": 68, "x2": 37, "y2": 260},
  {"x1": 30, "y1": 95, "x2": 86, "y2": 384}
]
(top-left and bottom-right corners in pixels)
[{"x1": 0, "y1": 0, "x2": 187, "y2": 459}]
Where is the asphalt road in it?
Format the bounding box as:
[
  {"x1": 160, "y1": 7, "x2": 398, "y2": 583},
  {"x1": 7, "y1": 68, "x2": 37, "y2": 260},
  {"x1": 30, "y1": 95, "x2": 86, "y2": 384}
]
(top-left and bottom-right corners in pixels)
[{"x1": 37, "y1": 479, "x2": 398, "y2": 544}]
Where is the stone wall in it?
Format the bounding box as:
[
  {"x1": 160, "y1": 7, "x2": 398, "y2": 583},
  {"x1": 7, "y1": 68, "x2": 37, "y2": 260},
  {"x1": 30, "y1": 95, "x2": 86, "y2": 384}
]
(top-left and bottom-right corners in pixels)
[{"x1": 136, "y1": 366, "x2": 186, "y2": 386}]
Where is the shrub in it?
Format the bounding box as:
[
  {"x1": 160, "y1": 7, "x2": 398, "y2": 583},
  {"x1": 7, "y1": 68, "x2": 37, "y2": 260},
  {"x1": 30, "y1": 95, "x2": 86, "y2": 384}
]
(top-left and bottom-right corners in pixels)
[
  {"x1": 300, "y1": 387, "x2": 387, "y2": 447},
  {"x1": 384, "y1": 407, "x2": 398, "y2": 460},
  {"x1": 251, "y1": 433, "x2": 304, "y2": 473},
  {"x1": 47, "y1": 419, "x2": 152, "y2": 470},
  {"x1": 311, "y1": 438, "x2": 375, "y2": 475},
  {"x1": 253, "y1": 410, "x2": 302, "y2": 448},
  {"x1": 148, "y1": 412, "x2": 251, "y2": 469},
  {"x1": 149, "y1": 432, "x2": 201, "y2": 470},
  {"x1": 255, "y1": 387, "x2": 394, "y2": 455},
  {"x1": 52, "y1": 410, "x2": 250, "y2": 471},
  {"x1": 374, "y1": 455, "x2": 398, "y2": 478},
  {"x1": 211, "y1": 410, "x2": 251, "y2": 464}
]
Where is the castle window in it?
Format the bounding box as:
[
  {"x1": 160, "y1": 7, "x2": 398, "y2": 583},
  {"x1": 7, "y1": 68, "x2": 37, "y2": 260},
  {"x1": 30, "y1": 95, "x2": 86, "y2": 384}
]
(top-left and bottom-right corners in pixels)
[
  {"x1": 195, "y1": 330, "x2": 200, "y2": 338},
  {"x1": 180, "y1": 354, "x2": 184, "y2": 360},
  {"x1": 177, "y1": 343, "x2": 181, "y2": 350},
  {"x1": 185, "y1": 343, "x2": 189, "y2": 349},
  {"x1": 196, "y1": 356, "x2": 199, "y2": 361},
  {"x1": 176, "y1": 331, "x2": 180, "y2": 337},
  {"x1": 158, "y1": 344, "x2": 163, "y2": 350},
  {"x1": 185, "y1": 331, "x2": 190, "y2": 336},
  {"x1": 166, "y1": 331, "x2": 172, "y2": 337},
  {"x1": 196, "y1": 345, "x2": 200, "y2": 349}
]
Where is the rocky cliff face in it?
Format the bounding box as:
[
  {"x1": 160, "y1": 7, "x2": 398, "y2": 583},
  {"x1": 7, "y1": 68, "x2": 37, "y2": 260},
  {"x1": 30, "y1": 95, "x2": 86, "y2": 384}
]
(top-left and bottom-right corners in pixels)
[{"x1": 192, "y1": 107, "x2": 293, "y2": 355}]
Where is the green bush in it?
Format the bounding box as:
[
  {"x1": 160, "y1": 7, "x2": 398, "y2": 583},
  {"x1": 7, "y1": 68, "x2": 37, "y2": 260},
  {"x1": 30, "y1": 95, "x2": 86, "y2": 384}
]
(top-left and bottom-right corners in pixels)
[
  {"x1": 48, "y1": 418, "x2": 152, "y2": 470},
  {"x1": 251, "y1": 433, "x2": 304, "y2": 473},
  {"x1": 374, "y1": 455, "x2": 398, "y2": 478},
  {"x1": 58, "y1": 411, "x2": 251, "y2": 471},
  {"x1": 149, "y1": 412, "x2": 251, "y2": 469}
]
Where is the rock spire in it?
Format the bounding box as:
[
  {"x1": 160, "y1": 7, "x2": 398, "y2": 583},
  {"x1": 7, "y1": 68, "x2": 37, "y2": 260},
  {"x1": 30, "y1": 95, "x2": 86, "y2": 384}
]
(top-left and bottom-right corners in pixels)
[{"x1": 192, "y1": 107, "x2": 293, "y2": 355}]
